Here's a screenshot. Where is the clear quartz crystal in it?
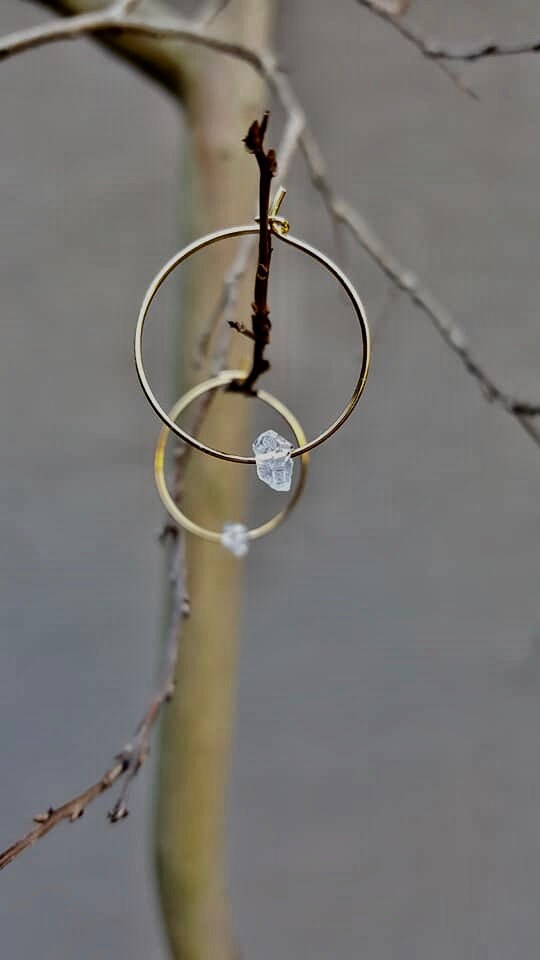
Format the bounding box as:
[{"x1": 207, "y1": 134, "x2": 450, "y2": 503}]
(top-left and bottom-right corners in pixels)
[
  {"x1": 252, "y1": 429, "x2": 293, "y2": 492},
  {"x1": 221, "y1": 522, "x2": 249, "y2": 557}
]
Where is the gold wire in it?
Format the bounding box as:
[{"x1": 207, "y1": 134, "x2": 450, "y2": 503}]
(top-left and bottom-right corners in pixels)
[
  {"x1": 135, "y1": 222, "x2": 371, "y2": 464},
  {"x1": 154, "y1": 370, "x2": 310, "y2": 543}
]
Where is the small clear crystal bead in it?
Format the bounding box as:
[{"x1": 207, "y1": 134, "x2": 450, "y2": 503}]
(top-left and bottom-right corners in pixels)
[
  {"x1": 252, "y1": 429, "x2": 293, "y2": 492},
  {"x1": 221, "y1": 523, "x2": 249, "y2": 557}
]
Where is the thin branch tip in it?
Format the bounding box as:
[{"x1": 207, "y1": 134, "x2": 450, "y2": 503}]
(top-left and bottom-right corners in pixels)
[{"x1": 229, "y1": 113, "x2": 276, "y2": 394}]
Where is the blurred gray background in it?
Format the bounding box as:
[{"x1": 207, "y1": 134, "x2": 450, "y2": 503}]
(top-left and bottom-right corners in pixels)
[{"x1": 1, "y1": 1, "x2": 539, "y2": 957}]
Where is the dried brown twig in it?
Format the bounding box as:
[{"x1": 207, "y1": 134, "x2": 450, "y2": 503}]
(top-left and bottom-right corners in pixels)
[
  {"x1": 0, "y1": 525, "x2": 188, "y2": 869},
  {"x1": 197, "y1": 0, "x2": 231, "y2": 28},
  {"x1": 107, "y1": 525, "x2": 189, "y2": 823},
  {"x1": 355, "y1": 0, "x2": 476, "y2": 97},
  {"x1": 0, "y1": 762, "x2": 123, "y2": 871},
  {"x1": 228, "y1": 112, "x2": 276, "y2": 394},
  {"x1": 195, "y1": 109, "x2": 304, "y2": 370},
  {"x1": 295, "y1": 132, "x2": 540, "y2": 444},
  {"x1": 0, "y1": 356, "x2": 222, "y2": 868},
  {"x1": 356, "y1": 0, "x2": 540, "y2": 95},
  {"x1": 0, "y1": 257, "x2": 229, "y2": 864},
  {"x1": 428, "y1": 37, "x2": 540, "y2": 63}
]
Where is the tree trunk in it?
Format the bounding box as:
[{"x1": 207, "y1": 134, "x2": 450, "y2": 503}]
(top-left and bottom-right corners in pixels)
[
  {"x1": 156, "y1": 11, "x2": 270, "y2": 960},
  {"x1": 154, "y1": 7, "x2": 272, "y2": 959},
  {"x1": 31, "y1": 2, "x2": 273, "y2": 957}
]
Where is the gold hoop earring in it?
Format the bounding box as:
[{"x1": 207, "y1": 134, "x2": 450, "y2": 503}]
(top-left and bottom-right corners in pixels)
[
  {"x1": 135, "y1": 223, "x2": 371, "y2": 465},
  {"x1": 154, "y1": 370, "x2": 310, "y2": 555}
]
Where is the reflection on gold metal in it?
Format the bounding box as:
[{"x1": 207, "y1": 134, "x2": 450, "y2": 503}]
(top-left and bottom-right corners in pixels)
[{"x1": 154, "y1": 370, "x2": 309, "y2": 543}]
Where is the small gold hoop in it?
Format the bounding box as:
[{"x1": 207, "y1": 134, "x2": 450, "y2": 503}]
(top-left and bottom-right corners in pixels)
[
  {"x1": 135, "y1": 224, "x2": 371, "y2": 464},
  {"x1": 154, "y1": 370, "x2": 310, "y2": 543}
]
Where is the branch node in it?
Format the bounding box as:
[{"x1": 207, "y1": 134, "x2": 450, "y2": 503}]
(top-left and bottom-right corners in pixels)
[
  {"x1": 108, "y1": 803, "x2": 129, "y2": 824},
  {"x1": 33, "y1": 810, "x2": 52, "y2": 825}
]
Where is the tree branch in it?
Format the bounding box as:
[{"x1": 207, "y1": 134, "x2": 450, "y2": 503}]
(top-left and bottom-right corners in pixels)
[
  {"x1": 228, "y1": 112, "x2": 276, "y2": 394},
  {"x1": 3, "y1": 0, "x2": 269, "y2": 98},
  {"x1": 27, "y1": 0, "x2": 194, "y2": 96},
  {"x1": 0, "y1": 196, "x2": 255, "y2": 856},
  {"x1": 355, "y1": 0, "x2": 476, "y2": 97},
  {"x1": 0, "y1": 524, "x2": 189, "y2": 868},
  {"x1": 292, "y1": 125, "x2": 540, "y2": 445},
  {"x1": 0, "y1": 5, "x2": 264, "y2": 72},
  {"x1": 356, "y1": 0, "x2": 540, "y2": 85},
  {"x1": 197, "y1": 0, "x2": 231, "y2": 29},
  {"x1": 108, "y1": 525, "x2": 189, "y2": 822},
  {"x1": 195, "y1": 109, "x2": 304, "y2": 370},
  {"x1": 0, "y1": 340, "x2": 238, "y2": 865},
  {"x1": 428, "y1": 37, "x2": 540, "y2": 63}
]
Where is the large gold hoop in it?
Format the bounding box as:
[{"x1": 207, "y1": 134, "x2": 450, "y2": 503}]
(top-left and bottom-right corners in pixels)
[{"x1": 136, "y1": 224, "x2": 370, "y2": 464}]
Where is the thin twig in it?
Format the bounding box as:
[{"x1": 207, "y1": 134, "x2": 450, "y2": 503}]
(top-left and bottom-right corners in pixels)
[
  {"x1": 334, "y1": 199, "x2": 540, "y2": 442},
  {"x1": 108, "y1": 525, "x2": 189, "y2": 822},
  {"x1": 0, "y1": 384, "x2": 212, "y2": 867},
  {"x1": 228, "y1": 320, "x2": 255, "y2": 340},
  {"x1": 357, "y1": 1, "x2": 540, "y2": 79},
  {"x1": 0, "y1": 8, "x2": 266, "y2": 71},
  {"x1": 195, "y1": 110, "x2": 304, "y2": 370},
  {"x1": 0, "y1": 761, "x2": 125, "y2": 871},
  {"x1": 197, "y1": 0, "x2": 231, "y2": 28},
  {"x1": 0, "y1": 343, "x2": 211, "y2": 866},
  {"x1": 1, "y1": 359, "x2": 222, "y2": 859},
  {"x1": 428, "y1": 37, "x2": 540, "y2": 63},
  {"x1": 355, "y1": 0, "x2": 477, "y2": 97},
  {"x1": 227, "y1": 113, "x2": 276, "y2": 394},
  {"x1": 0, "y1": 524, "x2": 189, "y2": 866}
]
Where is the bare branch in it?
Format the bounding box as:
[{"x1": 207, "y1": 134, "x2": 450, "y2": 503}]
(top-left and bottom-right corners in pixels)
[
  {"x1": 327, "y1": 193, "x2": 540, "y2": 443},
  {"x1": 227, "y1": 112, "x2": 277, "y2": 395},
  {"x1": 107, "y1": 525, "x2": 189, "y2": 823},
  {"x1": 25, "y1": 0, "x2": 195, "y2": 95},
  {"x1": 357, "y1": 1, "x2": 540, "y2": 79},
  {"x1": 195, "y1": 110, "x2": 304, "y2": 370},
  {"x1": 228, "y1": 320, "x2": 255, "y2": 340},
  {"x1": 0, "y1": 364, "x2": 207, "y2": 866},
  {"x1": 0, "y1": 255, "x2": 233, "y2": 857},
  {"x1": 197, "y1": 0, "x2": 231, "y2": 28},
  {"x1": 355, "y1": 0, "x2": 476, "y2": 97},
  {"x1": 0, "y1": 7, "x2": 265, "y2": 76},
  {"x1": 0, "y1": 521, "x2": 189, "y2": 866},
  {"x1": 0, "y1": 762, "x2": 123, "y2": 870},
  {"x1": 427, "y1": 37, "x2": 540, "y2": 63}
]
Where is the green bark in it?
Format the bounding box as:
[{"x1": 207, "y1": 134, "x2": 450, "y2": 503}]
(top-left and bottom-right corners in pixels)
[{"x1": 32, "y1": 2, "x2": 273, "y2": 957}]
